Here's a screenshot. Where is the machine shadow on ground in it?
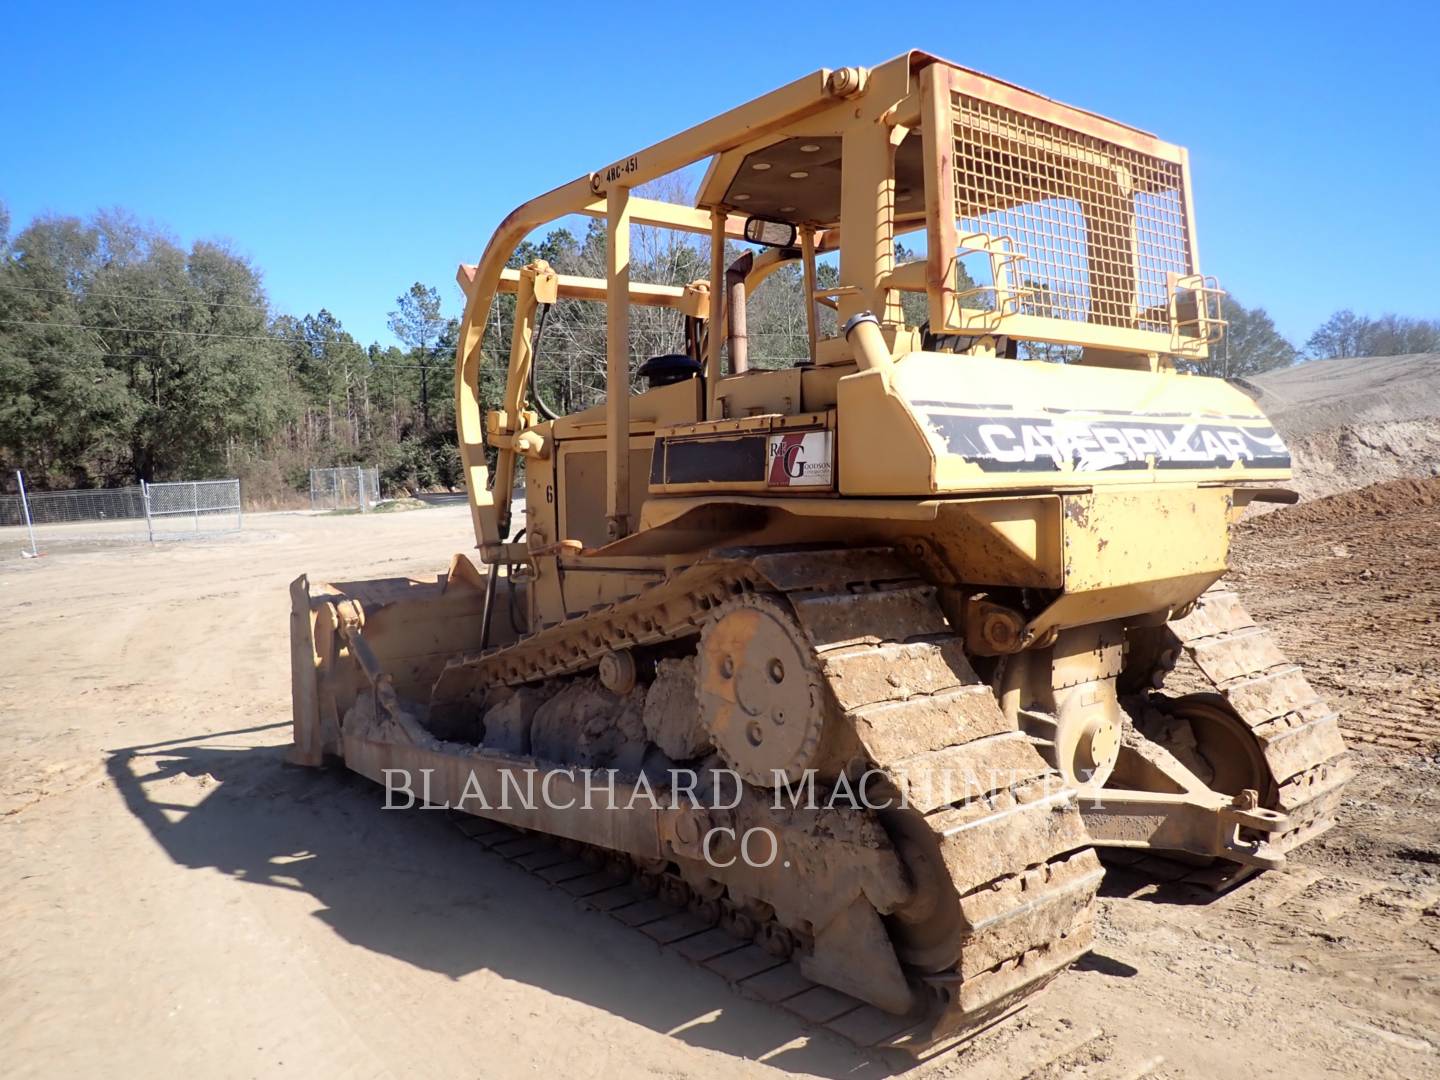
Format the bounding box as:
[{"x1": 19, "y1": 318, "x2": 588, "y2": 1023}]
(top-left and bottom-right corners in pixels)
[
  {"x1": 104, "y1": 724, "x2": 908, "y2": 1078},
  {"x1": 1095, "y1": 859, "x2": 1254, "y2": 908}
]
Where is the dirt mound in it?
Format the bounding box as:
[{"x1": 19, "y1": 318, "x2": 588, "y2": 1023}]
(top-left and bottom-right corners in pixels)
[
  {"x1": 1235, "y1": 353, "x2": 1440, "y2": 501},
  {"x1": 1242, "y1": 352, "x2": 1440, "y2": 435},
  {"x1": 1244, "y1": 475, "x2": 1440, "y2": 535},
  {"x1": 1285, "y1": 419, "x2": 1440, "y2": 501}
]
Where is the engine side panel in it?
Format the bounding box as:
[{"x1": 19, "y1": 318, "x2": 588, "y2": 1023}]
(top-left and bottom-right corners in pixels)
[{"x1": 839, "y1": 352, "x2": 1291, "y2": 496}]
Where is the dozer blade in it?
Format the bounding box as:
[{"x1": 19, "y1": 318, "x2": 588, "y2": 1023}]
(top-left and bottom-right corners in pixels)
[{"x1": 288, "y1": 553, "x2": 522, "y2": 764}]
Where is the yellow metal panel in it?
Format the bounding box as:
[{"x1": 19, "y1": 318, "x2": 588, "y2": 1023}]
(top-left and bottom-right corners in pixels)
[
  {"x1": 1060, "y1": 487, "x2": 1230, "y2": 593},
  {"x1": 548, "y1": 376, "x2": 702, "y2": 440},
  {"x1": 1009, "y1": 486, "x2": 1230, "y2": 637},
  {"x1": 559, "y1": 439, "x2": 654, "y2": 551},
  {"x1": 889, "y1": 352, "x2": 1292, "y2": 494},
  {"x1": 930, "y1": 496, "x2": 1064, "y2": 588},
  {"x1": 836, "y1": 368, "x2": 938, "y2": 495},
  {"x1": 713, "y1": 367, "x2": 804, "y2": 420}
]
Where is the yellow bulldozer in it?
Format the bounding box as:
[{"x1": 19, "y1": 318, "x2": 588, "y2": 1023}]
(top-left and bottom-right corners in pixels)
[{"x1": 289, "y1": 51, "x2": 1352, "y2": 1053}]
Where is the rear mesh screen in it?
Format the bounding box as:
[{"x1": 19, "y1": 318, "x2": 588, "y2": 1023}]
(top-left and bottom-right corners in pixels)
[{"x1": 951, "y1": 92, "x2": 1192, "y2": 333}]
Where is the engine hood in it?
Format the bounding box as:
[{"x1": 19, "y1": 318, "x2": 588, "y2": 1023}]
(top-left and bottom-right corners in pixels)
[{"x1": 837, "y1": 352, "x2": 1292, "y2": 495}]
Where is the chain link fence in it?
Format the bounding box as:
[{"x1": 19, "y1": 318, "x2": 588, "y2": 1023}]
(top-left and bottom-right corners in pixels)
[
  {"x1": 143, "y1": 480, "x2": 244, "y2": 539},
  {"x1": 310, "y1": 466, "x2": 379, "y2": 512},
  {"x1": 1, "y1": 475, "x2": 242, "y2": 556}
]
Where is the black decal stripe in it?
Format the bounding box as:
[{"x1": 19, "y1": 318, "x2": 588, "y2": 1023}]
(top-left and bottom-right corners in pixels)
[{"x1": 924, "y1": 413, "x2": 1292, "y2": 474}]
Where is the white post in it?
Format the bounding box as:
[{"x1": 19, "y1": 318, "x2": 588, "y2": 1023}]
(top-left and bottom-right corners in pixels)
[
  {"x1": 141, "y1": 480, "x2": 154, "y2": 543},
  {"x1": 193, "y1": 481, "x2": 201, "y2": 532},
  {"x1": 15, "y1": 470, "x2": 40, "y2": 558},
  {"x1": 358, "y1": 466, "x2": 368, "y2": 513},
  {"x1": 235, "y1": 480, "x2": 243, "y2": 531}
]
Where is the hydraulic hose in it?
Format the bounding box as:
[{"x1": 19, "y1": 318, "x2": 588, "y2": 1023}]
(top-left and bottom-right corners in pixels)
[{"x1": 529, "y1": 302, "x2": 560, "y2": 420}]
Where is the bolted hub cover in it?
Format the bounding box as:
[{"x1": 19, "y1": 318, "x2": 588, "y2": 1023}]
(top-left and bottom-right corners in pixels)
[
  {"x1": 697, "y1": 595, "x2": 827, "y2": 786},
  {"x1": 1023, "y1": 695, "x2": 1123, "y2": 789}
]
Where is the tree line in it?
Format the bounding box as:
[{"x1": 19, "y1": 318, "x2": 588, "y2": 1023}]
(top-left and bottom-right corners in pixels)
[
  {"x1": 0, "y1": 204, "x2": 469, "y2": 499},
  {"x1": 1, "y1": 197, "x2": 1434, "y2": 496},
  {"x1": 1212, "y1": 297, "x2": 1440, "y2": 377}
]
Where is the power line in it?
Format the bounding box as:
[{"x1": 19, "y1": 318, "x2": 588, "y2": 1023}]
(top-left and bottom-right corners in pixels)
[
  {"x1": 3, "y1": 282, "x2": 294, "y2": 316},
  {"x1": 0, "y1": 316, "x2": 412, "y2": 351},
  {"x1": 1, "y1": 315, "x2": 813, "y2": 352},
  {"x1": 13, "y1": 350, "x2": 446, "y2": 372}
]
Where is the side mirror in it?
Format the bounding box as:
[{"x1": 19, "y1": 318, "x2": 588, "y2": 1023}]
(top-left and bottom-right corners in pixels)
[{"x1": 743, "y1": 216, "x2": 798, "y2": 249}]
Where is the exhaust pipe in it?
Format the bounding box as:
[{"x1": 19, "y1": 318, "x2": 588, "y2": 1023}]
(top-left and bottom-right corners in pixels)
[{"x1": 725, "y1": 251, "x2": 754, "y2": 374}]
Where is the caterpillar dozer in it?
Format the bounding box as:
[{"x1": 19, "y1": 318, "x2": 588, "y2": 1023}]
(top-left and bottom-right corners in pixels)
[{"x1": 289, "y1": 51, "x2": 1351, "y2": 1054}]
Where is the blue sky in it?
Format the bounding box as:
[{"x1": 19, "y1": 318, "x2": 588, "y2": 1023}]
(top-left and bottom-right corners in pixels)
[{"x1": 5, "y1": 0, "x2": 1437, "y2": 349}]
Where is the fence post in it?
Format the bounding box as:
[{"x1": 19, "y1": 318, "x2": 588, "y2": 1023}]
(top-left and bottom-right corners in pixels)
[
  {"x1": 141, "y1": 480, "x2": 154, "y2": 543},
  {"x1": 193, "y1": 480, "x2": 200, "y2": 532},
  {"x1": 358, "y1": 466, "x2": 368, "y2": 513},
  {"x1": 15, "y1": 470, "x2": 40, "y2": 558},
  {"x1": 235, "y1": 480, "x2": 243, "y2": 531}
]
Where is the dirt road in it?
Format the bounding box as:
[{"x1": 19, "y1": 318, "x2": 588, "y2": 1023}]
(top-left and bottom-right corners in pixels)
[{"x1": 2, "y1": 491, "x2": 1437, "y2": 1079}]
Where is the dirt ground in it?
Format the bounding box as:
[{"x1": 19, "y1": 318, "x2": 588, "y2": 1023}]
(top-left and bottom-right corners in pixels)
[{"x1": 2, "y1": 486, "x2": 1438, "y2": 1080}]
